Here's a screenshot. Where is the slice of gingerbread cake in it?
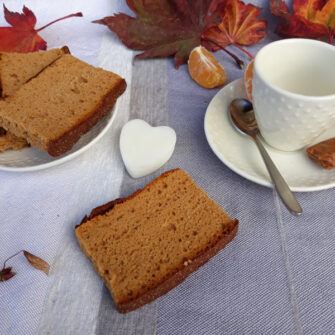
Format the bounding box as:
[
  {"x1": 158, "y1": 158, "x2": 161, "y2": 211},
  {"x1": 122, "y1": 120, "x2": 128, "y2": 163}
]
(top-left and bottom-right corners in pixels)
[{"x1": 75, "y1": 169, "x2": 238, "y2": 313}]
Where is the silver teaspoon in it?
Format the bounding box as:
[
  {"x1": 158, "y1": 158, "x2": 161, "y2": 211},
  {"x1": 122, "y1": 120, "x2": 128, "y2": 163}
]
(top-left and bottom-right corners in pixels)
[{"x1": 229, "y1": 98, "x2": 302, "y2": 216}]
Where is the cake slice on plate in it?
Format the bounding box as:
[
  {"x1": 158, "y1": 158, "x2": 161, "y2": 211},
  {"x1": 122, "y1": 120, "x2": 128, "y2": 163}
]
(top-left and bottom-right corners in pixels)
[
  {"x1": 0, "y1": 54, "x2": 126, "y2": 156},
  {"x1": 0, "y1": 47, "x2": 69, "y2": 97},
  {"x1": 0, "y1": 129, "x2": 28, "y2": 152},
  {"x1": 0, "y1": 47, "x2": 70, "y2": 152}
]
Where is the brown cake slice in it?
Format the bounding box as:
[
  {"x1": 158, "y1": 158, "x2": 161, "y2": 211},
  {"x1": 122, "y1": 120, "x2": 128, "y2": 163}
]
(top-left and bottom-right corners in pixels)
[
  {"x1": 0, "y1": 129, "x2": 27, "y2": 152},
  {"x1": 0, "y1": 47, "x2": 70, "y2": 152},
  {"x1": 0, "y1": 54, "x2": 126, "y2": 157},
  {"x1": 0, "y1": 47, "x2": 69, "y2": 97},
  {"x1": 75, "y1": 168, "x2": 238, "y2": 313}
]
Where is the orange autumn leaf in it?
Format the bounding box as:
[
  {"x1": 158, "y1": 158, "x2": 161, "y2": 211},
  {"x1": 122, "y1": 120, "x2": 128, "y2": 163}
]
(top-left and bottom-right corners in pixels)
[
  {"x1": 270, "y1": 0, "x2": 335, "y2": 43},
  {"x1": 203, "y1": 0, "x2": 267, "y2": 54},
  {"x1": 293, "y1": 0, "x2": 324, "y2": 20},
  {"x1": 0, "y1": 5, "x2": 83, "y2": 53},
  {"x1": 314, "y1": 0, "x2": 335, "y2": 29}
]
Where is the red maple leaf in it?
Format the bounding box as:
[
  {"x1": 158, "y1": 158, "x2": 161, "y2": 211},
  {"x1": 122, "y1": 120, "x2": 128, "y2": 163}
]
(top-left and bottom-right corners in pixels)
[
  {"x1": 94, "y1": 0, "x2": 227, "y2": 68},
  {"x1": 0, "y1": 5, "x2": 83, "y2": 53}
]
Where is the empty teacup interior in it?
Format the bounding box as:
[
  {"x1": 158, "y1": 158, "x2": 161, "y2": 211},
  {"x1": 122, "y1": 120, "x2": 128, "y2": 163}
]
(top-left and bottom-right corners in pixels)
[{"x1": 255, "y1": 39, "x2": 335, "y2": 97}]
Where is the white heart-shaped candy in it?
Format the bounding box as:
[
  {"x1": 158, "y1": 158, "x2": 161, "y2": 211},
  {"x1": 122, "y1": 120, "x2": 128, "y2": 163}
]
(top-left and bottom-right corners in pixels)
[{"x1": 120, "y1": 119, "x2": 177, "y2": 178}]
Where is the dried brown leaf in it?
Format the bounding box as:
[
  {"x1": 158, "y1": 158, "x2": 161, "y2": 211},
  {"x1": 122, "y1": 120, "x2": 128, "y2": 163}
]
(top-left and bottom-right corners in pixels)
[
  {"x1": 0, "y1": 267, "x2": 16, "y2": 282},
  {"x1": 23, "y1": 251, "x2": 50, "y2": 275}
]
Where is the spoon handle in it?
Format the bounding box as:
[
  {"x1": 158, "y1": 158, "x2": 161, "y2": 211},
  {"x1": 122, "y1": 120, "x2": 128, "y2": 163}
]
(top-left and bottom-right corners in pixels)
[{"x1": 254, "y1": 135, "x2": 302, "y2": 215}]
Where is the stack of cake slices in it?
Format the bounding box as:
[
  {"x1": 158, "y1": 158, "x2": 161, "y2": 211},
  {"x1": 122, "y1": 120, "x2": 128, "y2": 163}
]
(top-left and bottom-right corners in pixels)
[{"x1": 0, "y1": 47, "x2": 126, "y2": 156}]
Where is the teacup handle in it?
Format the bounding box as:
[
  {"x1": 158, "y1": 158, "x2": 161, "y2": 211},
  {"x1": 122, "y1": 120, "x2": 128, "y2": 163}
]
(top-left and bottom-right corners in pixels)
[{"x1": 254, "y1": 135, "x2": 302, "y2": 216}]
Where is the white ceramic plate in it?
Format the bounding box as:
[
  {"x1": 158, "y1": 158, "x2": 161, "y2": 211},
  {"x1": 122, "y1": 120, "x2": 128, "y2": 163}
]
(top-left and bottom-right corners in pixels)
[
  {"x1": 204, "y1": 78, "x2": 335, "y2": 192},
  {"x1": 0, "y1": 103, "x2": 118, "y2": 172}
]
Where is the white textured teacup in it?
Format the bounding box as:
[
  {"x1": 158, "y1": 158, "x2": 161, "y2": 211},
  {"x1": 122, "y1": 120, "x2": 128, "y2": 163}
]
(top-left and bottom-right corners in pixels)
[{"x1": 252, "y1": 39, "x2": 335, "y2": 151}]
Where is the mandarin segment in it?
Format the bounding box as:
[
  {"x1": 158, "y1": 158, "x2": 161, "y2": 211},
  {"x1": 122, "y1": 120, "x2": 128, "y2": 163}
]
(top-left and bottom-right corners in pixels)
[
  {"x1": 188, "y1": 46, "x2": 227, "y2": 89},
  {"x1": 244, "y1": 60, "x2": 254, "y2": 102}
]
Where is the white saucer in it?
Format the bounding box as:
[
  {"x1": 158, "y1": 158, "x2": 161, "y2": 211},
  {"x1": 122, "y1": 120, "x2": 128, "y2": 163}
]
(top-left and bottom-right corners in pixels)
[
  {"x1": 0, "y1": 103, "x2": 118, "y2": 172},
  {"x1": 204, "y1": 78, "x2": 335, "y2": 192}
]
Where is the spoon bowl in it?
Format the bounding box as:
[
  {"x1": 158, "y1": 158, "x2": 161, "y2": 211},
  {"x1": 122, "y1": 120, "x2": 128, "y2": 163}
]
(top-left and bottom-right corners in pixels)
[
  {"x1": 229, "y1": 98, "x2": 302, "y2": 216},
  {"x1": 229, "y1": 99, "x2": 258, "y2": 137}
]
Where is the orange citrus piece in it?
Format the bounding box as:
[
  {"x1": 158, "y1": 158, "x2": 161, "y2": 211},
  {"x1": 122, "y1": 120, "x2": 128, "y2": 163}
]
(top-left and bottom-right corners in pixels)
[
  {"x1": 188, "y1": 46, "x2": 227, "y2": 89},
  {"x1": 244, "y1": 60, "x2": 254, "y2": 102}
]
